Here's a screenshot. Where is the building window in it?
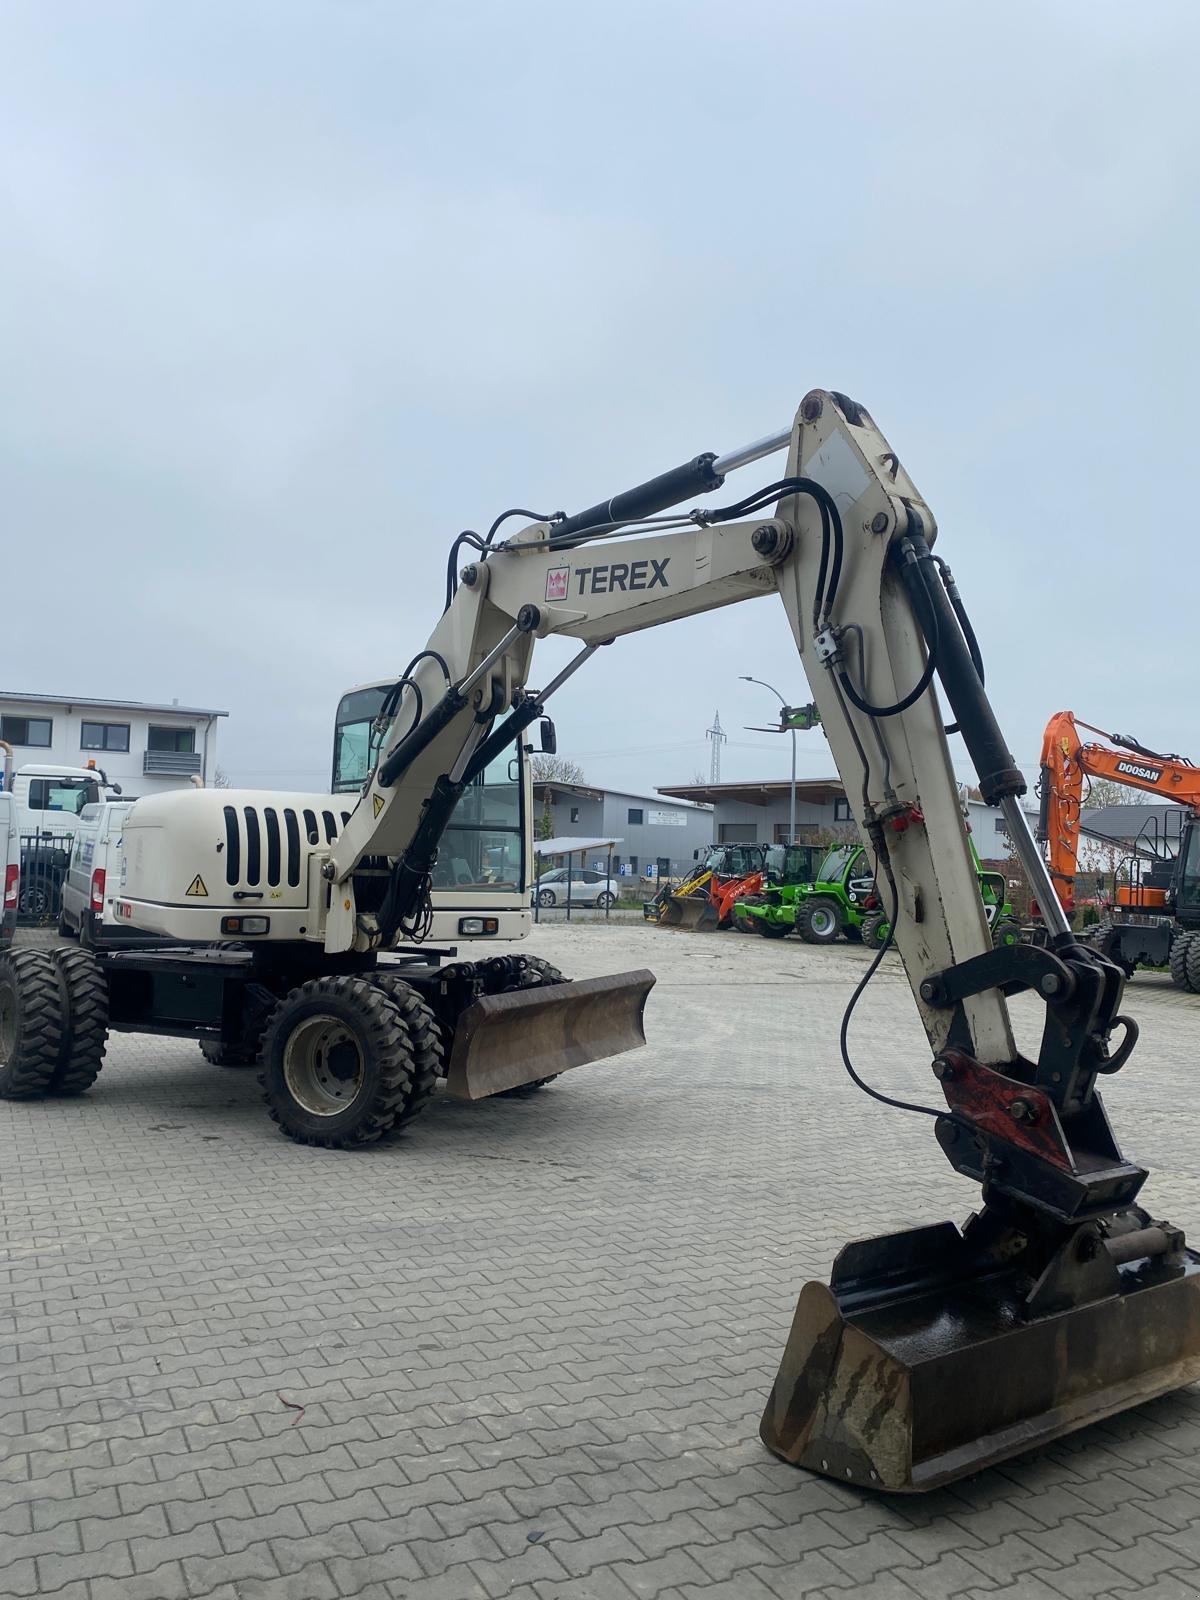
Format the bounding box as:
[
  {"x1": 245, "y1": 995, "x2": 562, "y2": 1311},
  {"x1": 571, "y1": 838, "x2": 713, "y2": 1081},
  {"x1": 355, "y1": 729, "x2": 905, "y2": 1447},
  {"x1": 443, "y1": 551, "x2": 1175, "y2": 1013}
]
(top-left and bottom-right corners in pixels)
[
  {"x1": 1, "y1": 715, "x2": 51, "y2": 748},
  {"x1": 833, "y1": 798, "x2": 853, "y2": 822},
  {"x1": 80, "y1": 721, "x2": 130, "y2": 753},
  {"x1": 627, "y1": 807, "x2": 644, "y2": 825},
  {"x1": 628, "y1": 855, "x2": 639, "y2": 874},
  {"x1": 718, "y1": 823, "x2": 757, "y2": 843},
  {"x1": 148, "y1": 725, "x2": 196, "y2": 754},
  {"x1": 995, "y1": 818, "x2": 1008, "y2": 836},
  {"x1": 570, "y1": 806, "x2": 580, "y2": 824},
  {"x1": 773, "y1": 823, "x2": 793, "y2": 844}
]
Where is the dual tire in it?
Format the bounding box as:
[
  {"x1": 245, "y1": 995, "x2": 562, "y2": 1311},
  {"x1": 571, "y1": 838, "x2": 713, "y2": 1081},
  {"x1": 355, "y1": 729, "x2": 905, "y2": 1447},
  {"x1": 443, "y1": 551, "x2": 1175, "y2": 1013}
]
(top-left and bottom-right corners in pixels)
[
  {"x1": 258, "y1": 974, "x2": 443, "y2": 1149},
  {"x1": 0, "y1": 947, "x2": 108, "y2": 1099}
]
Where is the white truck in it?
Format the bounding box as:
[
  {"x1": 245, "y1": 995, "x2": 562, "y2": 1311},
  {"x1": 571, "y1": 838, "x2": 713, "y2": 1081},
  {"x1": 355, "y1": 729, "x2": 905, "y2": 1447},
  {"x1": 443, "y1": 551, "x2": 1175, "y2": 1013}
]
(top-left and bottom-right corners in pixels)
[{"x1": 4, "y1": 761, "x2": 122, "y2": 919}]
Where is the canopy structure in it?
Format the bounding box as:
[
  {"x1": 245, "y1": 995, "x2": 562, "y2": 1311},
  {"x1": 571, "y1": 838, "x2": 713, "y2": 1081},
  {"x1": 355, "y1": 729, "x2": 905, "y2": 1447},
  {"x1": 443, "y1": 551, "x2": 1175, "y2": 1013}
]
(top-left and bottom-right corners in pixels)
[
  {"x1": 531, "y1": 837, "x2": 623, "y2": 923},
  {"x1": 534, "y1": 835, "x2": 622, "y2": 857}
]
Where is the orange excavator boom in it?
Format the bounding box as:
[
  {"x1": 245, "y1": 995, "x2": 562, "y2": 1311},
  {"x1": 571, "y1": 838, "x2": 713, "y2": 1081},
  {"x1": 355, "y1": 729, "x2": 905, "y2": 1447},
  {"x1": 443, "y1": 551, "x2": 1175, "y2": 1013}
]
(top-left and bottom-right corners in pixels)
[{"x1": 1039, "y1": 711, "x2": 1200, "y2": 911}]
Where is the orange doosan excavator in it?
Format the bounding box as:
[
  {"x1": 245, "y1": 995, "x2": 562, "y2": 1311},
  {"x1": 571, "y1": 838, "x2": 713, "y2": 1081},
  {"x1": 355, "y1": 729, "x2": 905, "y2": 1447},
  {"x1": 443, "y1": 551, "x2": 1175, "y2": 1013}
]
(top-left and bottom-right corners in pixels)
[{"x1": 1039, "y1": 710, "x2": 1200, "y2": 987}]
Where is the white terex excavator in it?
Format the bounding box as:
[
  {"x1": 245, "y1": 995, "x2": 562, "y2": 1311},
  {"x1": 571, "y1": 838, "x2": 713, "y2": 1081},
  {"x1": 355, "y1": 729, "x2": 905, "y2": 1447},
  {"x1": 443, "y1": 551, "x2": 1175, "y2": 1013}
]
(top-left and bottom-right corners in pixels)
[{"x1": 3, "y1": 389, "x2": 1198, "y2": 1493}]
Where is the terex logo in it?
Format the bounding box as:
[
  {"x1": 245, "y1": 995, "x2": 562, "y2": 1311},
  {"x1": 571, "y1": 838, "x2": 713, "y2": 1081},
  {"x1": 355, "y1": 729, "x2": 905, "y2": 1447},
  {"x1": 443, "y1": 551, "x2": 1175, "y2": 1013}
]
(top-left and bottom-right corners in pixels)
[
  {"x1": 1115, "y1": 759, "x2": 1163, "y2": 784},
  {"x1": 573, "y1": 558, "x2": 670, "y2": 597},
  {"x1": 545, "y1": 566, "x2": 570, "y2": 602}
]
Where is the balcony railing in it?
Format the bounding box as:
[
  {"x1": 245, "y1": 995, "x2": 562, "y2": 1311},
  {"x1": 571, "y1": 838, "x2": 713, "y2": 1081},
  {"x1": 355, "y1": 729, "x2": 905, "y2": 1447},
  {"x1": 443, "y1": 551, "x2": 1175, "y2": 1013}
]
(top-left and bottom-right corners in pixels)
[{"x1": 143, "y1": 749, "x2": 202, "y2": 776}]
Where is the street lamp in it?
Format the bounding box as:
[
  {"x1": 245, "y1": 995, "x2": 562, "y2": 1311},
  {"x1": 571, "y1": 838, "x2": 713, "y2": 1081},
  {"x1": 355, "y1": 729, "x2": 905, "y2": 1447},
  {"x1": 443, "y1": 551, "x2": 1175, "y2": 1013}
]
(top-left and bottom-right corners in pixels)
[{"x1": 741, "y1": 674, "x2": 796, "y2": 845}]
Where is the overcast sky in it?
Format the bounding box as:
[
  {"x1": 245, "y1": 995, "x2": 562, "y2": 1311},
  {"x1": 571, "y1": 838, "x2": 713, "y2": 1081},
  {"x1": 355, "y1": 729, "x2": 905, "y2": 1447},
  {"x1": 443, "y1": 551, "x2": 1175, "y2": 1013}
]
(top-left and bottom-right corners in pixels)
[{"x1": 4, "y1": 2, "x2": 1198, "y2": 800}]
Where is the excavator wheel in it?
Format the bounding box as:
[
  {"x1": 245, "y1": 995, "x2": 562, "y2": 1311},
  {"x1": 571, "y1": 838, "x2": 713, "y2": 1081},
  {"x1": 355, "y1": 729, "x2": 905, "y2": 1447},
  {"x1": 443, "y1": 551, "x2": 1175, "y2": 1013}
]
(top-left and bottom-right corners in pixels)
[
  {"x1": 0, "y1": 949, "x2": 65, "y2": 1100},
  {"x1": 795, "y1": 898, "x2": 842, "y2": 945},
  {"x1": 200, "y1": 1038, "x2": 259, "y2": 1068},
  {"x1": 1184, "y1": 936, "x2": 1200, "y2": 996},
  {"x1": 258, "y1": 975, "x2": 423, "y2": 1149},
  {"x1": 369, "y1": 970, "x2": 443, "y2": 1127},
  {"x1": 992, "y1": 918, "x2": 1020, "y2": 949},
  {"x1": 1170, "y1": 932, "x2": 1196, "y2": 992},
  {"x1": 757, "y1": 920, "x2": 791, "y2": 939},
  {"x1": 49, "y1": 947, "x2": 109, "y2": 1096},
  {"x1": 496, "y1": 957, "x2": 567, "y2": 1096},
  {"x1": 861, "y1": 911, "x2": 891, "y2": 948}
]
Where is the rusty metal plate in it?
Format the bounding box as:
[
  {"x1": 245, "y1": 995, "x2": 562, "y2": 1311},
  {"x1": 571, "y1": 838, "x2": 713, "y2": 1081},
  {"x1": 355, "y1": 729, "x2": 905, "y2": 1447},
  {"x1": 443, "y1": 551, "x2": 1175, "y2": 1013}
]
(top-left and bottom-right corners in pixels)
[{"x1": 444, "y1": 968, "x2": 656, "y2": 1100}]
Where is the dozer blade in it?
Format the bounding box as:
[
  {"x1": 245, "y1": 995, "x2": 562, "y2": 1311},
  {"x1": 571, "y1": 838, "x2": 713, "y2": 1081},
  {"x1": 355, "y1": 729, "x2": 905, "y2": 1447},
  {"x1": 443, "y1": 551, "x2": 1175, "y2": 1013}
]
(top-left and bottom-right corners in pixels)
[
  {"x1": 761, "y1": 1220, "x2": 1200, "y2": 1493},
  {"x1": 445, "y1": 969, "x2": 656, "y2": 1100}
]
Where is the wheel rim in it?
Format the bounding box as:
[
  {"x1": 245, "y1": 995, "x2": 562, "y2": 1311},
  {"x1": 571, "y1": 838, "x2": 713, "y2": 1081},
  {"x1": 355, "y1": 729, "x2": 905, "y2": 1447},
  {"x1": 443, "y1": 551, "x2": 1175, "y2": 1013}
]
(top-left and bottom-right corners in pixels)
[
  {"x1": 538, "y1": 891, "x2": 555, "y2": 906},
  {"x1": 283, "y1": 1015, "x2": 365, "y2": 1116},
  {"x1": 811, "y1": 907, "x2": 837, "y2": 937}
]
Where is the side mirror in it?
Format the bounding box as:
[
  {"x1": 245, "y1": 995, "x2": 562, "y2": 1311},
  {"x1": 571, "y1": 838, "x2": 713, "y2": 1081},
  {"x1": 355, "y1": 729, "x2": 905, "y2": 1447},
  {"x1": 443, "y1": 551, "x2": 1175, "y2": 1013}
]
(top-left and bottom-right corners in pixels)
[
  {"x1": 539, "y1": 718, "x2": 557, "y2": 755},
  {"x1": 111, "y1": 783, "x2": 123, "y2": 796},
  {"x1": 693, "y1": 848, "x2": 700, "y2": 860}
]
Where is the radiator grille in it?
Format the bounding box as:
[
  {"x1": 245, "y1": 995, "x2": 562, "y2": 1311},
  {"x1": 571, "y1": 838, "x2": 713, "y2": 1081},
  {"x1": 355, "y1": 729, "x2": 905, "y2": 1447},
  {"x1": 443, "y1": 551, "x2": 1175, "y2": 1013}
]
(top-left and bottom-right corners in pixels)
[{"x1": 219, "y1": 804, "x2": 332, "y2": 896}]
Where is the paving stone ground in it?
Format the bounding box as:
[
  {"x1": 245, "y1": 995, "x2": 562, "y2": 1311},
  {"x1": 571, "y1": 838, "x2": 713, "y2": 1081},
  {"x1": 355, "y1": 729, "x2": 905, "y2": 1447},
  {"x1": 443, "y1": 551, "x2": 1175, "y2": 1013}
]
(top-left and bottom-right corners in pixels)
[{"x1": 3, "y1": 922, "x2": 1200, "y2": 1600}]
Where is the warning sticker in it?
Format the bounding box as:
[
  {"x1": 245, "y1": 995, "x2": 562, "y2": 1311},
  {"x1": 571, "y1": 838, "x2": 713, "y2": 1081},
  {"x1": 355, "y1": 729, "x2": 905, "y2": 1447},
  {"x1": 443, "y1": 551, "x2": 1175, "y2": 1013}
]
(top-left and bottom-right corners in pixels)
[
  {"x1": 373, "y1": 794, "x2": 385, "y2": 818},
  {"x1": 185, "y1": 875, "x2": 209, "y2": 898}
]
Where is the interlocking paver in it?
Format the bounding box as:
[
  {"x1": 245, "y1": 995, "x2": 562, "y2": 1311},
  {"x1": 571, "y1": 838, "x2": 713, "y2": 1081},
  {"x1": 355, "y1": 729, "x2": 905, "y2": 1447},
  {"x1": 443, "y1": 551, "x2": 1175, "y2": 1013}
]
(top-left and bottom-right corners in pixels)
[{"x1": 4, "y1": 924, "x2": 1200, "y2": 1600}]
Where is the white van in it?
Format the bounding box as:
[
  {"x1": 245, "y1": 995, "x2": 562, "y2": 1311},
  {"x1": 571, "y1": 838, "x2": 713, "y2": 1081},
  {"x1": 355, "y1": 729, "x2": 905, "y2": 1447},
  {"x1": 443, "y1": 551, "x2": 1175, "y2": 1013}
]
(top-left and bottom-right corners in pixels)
[
  {"x1": 0, "y1": 794, "x2": 17, "y2": 950},
  {"x1": 59, "y1": 801, "x2": 137, "y2": 947}
]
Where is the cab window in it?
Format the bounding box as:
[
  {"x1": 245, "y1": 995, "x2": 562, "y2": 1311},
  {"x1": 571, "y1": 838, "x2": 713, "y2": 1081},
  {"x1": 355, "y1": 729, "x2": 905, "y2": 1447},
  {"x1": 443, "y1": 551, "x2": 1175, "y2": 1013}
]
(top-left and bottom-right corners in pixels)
[{"x1": 27, "y1": 779, "x2": 94, "y2": 815}]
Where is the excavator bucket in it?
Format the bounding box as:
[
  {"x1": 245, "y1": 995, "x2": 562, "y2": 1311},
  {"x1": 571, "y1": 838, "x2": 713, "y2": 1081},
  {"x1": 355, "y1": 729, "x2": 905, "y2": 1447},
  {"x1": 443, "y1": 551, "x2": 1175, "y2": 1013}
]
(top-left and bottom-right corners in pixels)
[
  {"x1": 444, "y1": 969, "x2": 656, "y2": 1100},
  {"x1": 761, "y1": 1220, "x2": 1200, "y2": 1493}
]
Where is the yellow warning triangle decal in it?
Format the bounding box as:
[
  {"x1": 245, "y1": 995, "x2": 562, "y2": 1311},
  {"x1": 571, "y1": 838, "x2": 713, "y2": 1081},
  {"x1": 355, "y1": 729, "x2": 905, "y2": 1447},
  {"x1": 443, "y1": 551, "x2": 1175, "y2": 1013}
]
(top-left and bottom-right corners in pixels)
[
  {"x1": 373, "y1": 793, "x2": 385, "y2": 818},
  {"x1": 185, "y1": 874, "x2": 209, "y2": 898}
]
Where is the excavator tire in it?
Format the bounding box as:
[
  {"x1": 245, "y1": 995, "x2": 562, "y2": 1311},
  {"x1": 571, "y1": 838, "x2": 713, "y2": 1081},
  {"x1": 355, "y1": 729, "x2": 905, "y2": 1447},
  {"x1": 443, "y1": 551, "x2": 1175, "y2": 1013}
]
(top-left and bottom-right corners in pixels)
[
  {"x1": 258, "y1": 975, "x2": 421, "y2": 1149},
  {"x1": 757, "y1": 920, "x2": 791, "y2": 939},
  {"x1": 861, "y1": 911, "x2": 890, "y2": 948},
  {"x1": 0, "y1": 949, "x2": 65, "y2": 1099},
  {"x1": 369, "y1": 970, "x2": 443, "y2": 1128},
  {"x1": 200, "y1": 1039, "x2": 258, "y2": 1068},
  {"x1": 1185, "y1": 936, "x2": 1200, "y2": 996},
  {"x1": 992, "y1": 918, "x2": 1020, "y2": 949},
  {"x1": 1170, "y1": 932, "x2": 1195, "y2": 992},
  {"x1": 795, "y1": 898, "x2": 842, "y2": 945},
  {"x1": 496, "y1": 957, "x2": 567, "y2": 1096},
  {"x1": 49, "y1": 948, "x2": 108, "y2": 1096}
]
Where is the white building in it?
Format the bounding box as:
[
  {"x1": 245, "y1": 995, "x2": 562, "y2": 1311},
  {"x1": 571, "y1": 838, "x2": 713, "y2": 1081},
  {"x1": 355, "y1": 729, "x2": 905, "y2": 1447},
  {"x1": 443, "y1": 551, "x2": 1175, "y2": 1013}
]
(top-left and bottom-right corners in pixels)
[{"x1": 0, "y1": 691, "x2": 228, "y2": 797}]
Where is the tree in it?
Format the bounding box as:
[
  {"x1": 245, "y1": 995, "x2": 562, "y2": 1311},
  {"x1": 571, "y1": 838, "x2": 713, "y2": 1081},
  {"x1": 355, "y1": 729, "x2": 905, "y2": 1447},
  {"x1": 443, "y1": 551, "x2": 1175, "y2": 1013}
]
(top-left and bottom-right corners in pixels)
[
  {"x1": 531, "y1": 755, "x2": 586, "y2": 785},
  {"x1": 530, "y1": 755, "x2": 586, "y2": 844},
  {"x1": 212, "y1": 766, "x2": 232, "y2": 789}
]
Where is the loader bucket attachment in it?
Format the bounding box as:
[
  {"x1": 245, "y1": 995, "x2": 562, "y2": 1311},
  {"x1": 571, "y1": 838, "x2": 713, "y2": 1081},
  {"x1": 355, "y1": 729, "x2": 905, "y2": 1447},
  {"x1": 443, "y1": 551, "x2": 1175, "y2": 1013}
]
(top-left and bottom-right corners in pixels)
[
  {"x1": 444, "y1": 969, "x2": 656, "y2": 1100},
  {"x1": 671, "y1": 897, "x2": 720, "y2": 932},
  {"x1": 761, "y1": 1220, "x2": 1200, "y2": 1493}
]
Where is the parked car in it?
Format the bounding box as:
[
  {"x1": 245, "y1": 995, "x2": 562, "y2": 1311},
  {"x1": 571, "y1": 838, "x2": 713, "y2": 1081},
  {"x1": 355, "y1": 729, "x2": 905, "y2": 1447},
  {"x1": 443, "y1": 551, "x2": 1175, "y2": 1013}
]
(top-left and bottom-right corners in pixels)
[
  {"x1": 533, "y1": 866, "x2": 619, "y2": 909},
  {"x1": 59, "y1": 801, "x2": 140, "y2": 947},
  {"x1": 0, "y1": 793, "x2": 17, "y2": 950}
]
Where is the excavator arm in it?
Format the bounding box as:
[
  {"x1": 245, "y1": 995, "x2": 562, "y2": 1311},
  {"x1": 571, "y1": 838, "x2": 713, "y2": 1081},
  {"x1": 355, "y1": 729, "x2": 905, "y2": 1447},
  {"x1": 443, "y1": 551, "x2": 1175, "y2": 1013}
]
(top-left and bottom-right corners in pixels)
[
  {"x1": 324, "y1": 390, "x2": 1200, "y2": 1491},
  {"x1": 1040, "y1": 709, "x2": 1200, "y2": 910}
]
